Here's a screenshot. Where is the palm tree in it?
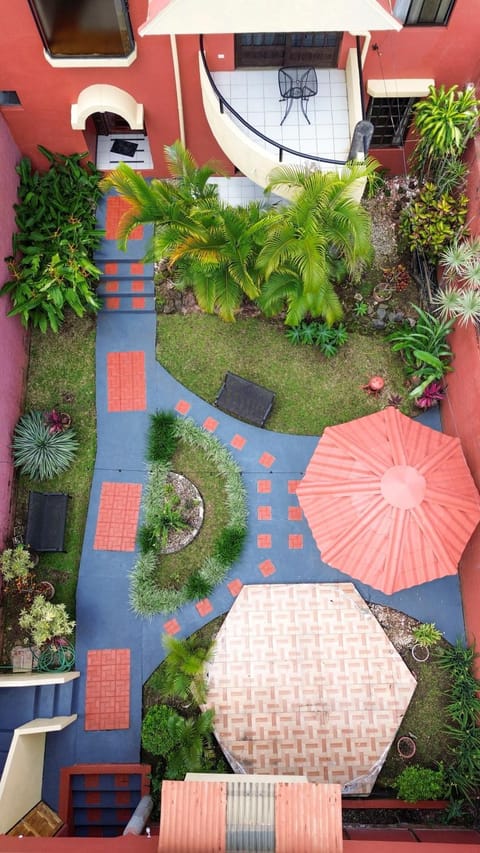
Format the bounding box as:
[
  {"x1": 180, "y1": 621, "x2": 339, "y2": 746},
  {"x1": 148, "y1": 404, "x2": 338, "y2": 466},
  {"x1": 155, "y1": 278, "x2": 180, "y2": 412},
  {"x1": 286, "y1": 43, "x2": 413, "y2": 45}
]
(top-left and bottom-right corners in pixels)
[
  {"x1": 161, "y1": 635, "x2": 213, "y2": 705},
  {"x1": 256, "y1": 159, "x2": 377, "y2": 326}
]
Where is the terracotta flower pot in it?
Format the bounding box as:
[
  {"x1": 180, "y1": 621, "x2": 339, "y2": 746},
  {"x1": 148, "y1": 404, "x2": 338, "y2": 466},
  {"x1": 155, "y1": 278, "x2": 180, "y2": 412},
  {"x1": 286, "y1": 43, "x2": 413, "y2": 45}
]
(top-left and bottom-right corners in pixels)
[
  {"x1": 397, "y1": 735, "x2": 416, "y2": 759},
  {"x1": 36, "y1": 580, "x2": 55, "y2": 600},
  {"x1": 412, "y1": 643, "x2": 430, "y2": 662}
]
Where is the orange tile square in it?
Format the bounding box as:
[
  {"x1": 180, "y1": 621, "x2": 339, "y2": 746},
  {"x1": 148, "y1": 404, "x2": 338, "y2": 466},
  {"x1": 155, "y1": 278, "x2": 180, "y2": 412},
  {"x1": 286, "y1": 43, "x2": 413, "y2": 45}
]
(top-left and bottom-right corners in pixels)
[
  {"x1": 288, "y1": 534, "x2": 303, "y2": 549},
  {"x1": 87, "y1": 809, "x2": 102, "y2": 824},
  {"x1": 203, "y1": 417, "x2": 219, "y2": 432},
  {"x1": 94, "y1": 482, "x2": 142, "y2": 551},
  {"x1": 257, "y1": 480, "x2": 271, "y2": 494},
  {"x1": 288, "y1": 506, "x2": 303, "y2": 521},
  {"x1": 257, "y1": 506, "x2": 272, "y2": 521},
  {"x1": 228, "y1": 579, "x2": 243, "y2": 597},
  {"x1": 132, "y1": 296, "x2": 145, "y2": 309},
  {"x1": 130, "y1": 262, "x2": 144, "y2": 274},
  {"x1": 106, "y1": 196, "x2": 143, "y2": 241},
  {"x1": 84, "y1": 775, "x2": 100, "y2": 789},
  {"x1": 85, "y1": 649, "x2": 130, "y2": 731},
  {"x1": 86, "y1": 792, "x2": 101, "y2": 805},
  {"x1": 257, "y1": 534, "x2": 272, "y2": 548},
  {"x1": 196, "y1": 598, "x2": 213, "y2": 617},
  {"x1": 288, "y1": 480, "x2": 300, "y2": 494},
  {"x1": 259, "y1": 452, "x2": 276, "y2": 468},
  {"x1": 105, "y1": 280, "x2": 119, "y2": 293},
  {"x1": 107, "y1": 351, "x2": 146, "y2": 412},
  {"x1": 105, "y1": 262, "x2": 118, "y2": 274},
  {"x1": 164, "y1": 618, "x2": 180, "y2": 635},
  {"x1": 131, "y1": 280, "x2": 144, "y2": 292},
  {"x1": 230, "y1": 434, "x2": 246, "y2": 450},
  {"x1": 175, "y1": 399, "x2": 191, "y2": 415},
  {"x1": 105, "y1": 296, "x2": 120, "y2": 310},
  {"x1": 259, "y1": 559, "x2": 277, "y2": 577}
]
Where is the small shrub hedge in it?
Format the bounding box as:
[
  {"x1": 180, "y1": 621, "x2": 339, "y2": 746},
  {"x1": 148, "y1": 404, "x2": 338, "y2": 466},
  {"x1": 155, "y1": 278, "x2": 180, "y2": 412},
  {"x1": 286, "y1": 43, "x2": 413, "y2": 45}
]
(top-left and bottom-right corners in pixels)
[
  {"x1": 141, "y1": 705, "x2": 180, "y2": 757},
  {"x1": 395, "y1": 764, "x2": 446, "y2": 802},
  {"x1": 130, "y1": 412, "x2": 247, "y2": 615}
]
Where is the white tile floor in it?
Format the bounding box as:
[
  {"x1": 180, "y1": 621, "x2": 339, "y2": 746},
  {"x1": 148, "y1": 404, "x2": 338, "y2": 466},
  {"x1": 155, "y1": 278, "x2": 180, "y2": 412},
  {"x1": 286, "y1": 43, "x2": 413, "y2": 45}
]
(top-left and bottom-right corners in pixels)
[
  {"x1": 207, "y1": 176, "x2": 284, "y2": 207},
  {"x1": 96, "y1": 133, "x2": 153, "y2": 170},
  {"x1": 212, "y1": 68, "x2": 351, "y2": 167}
]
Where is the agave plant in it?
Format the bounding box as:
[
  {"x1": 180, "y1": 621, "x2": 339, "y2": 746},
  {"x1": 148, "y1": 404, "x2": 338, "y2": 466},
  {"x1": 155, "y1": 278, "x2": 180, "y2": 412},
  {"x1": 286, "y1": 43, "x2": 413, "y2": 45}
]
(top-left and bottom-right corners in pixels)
[{"x1": 12, "y1": 410, "x2": 78, "y2": 480}]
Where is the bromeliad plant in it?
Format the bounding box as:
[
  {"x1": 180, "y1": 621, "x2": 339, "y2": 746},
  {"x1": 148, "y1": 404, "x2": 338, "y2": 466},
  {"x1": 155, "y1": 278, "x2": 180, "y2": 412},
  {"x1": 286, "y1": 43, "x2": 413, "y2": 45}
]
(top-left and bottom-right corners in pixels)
[
  {"x1": 12, "y1": 410, "x2": 78, "y2": 480},
  {"x1": 434, "y1": 239, "x2": 480, "y2": 326},
  {"x1": 387, "y1": 306, "x2": 454, "y2": 399},
  {"x1": 1, "y1": 147, "x2": 103, "y2": 332},
  {"x1": 285, "y1": 320, "x2": 348, "y2": 357}
]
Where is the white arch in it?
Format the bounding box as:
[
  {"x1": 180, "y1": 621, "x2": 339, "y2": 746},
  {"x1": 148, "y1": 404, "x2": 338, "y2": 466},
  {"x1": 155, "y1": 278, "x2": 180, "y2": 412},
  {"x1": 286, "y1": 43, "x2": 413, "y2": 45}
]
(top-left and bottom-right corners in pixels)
[{"x1": 71, "y1": 84, "x2": 144, "y2": 130}]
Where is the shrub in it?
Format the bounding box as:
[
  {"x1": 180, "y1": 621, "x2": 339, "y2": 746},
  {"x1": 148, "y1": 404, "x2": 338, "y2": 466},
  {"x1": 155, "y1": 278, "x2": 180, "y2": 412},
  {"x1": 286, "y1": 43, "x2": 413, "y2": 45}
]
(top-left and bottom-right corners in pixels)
[
  {"x1": 285, "y1": 320, "x2": 348, "y2": 357},
  {"x1": 395, "y1": 764, "x2": 446, "y2": 802},
  {"x1": 141, "y1": 704, "x2": 181, "y2": 756},
  {"x1": 137, "y1": 525, "x2": 157, "y2": 555},
  {"x1": 387, "y1": 306, "x2": 454, "y2": 398},
  {"x1": 399, "y1": 182, "x2": 469, "y2": 263},
  {"x1": 0, "y1": 545, "x2": 35, "y2": 582},
  {"x1": 185, "y1": 571, "x2": 214, "y2": 601},
  {"x1": 412, "y1": 622, "x2": 442, "y2": 647},
  {"x1": 12, "y1": 410, "x2": 78, "y2": 479},
  {"x1": 19, "y1": 595, "x2": 75, "y2": 647},
  {"x1": 214, "y1": 526, "x2": 247, "y2": 565},
  {"x1": 148, "y1": 411, "x2": 179, "y2": 464},
  {"x1": 1, "y1": 148, "x2": 103, "y2": 332}
]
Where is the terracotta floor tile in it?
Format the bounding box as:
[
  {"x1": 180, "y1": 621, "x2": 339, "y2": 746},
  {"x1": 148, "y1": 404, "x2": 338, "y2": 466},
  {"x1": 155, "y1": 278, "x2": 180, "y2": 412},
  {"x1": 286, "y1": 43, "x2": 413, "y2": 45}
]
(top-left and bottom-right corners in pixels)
[
  {"x1": 259, "y1": 452, "x2": 276, "y2": 468},
  {"x1": 163, "y1": 618, "x2": 180, "y2": 635},
  {"x1": 203, "y1": 416, "x2": 219, "y2": 432},
  {"x1": 288, "y1": 506, "x2": 303, "y2": 521},
  {"x1": 230, "y1": 434, "x2": 247, "y2": 450},
  {"x1": 288, "y1": 534, "x2": 304, "y2": 549},
  {"x1": 130, "y1": 262, "x2": 144, "y2": 274},
  {"x1": 228, "y1": 579, "x2": 243, "y2": 597},
  {"x1": 257, "y1": 534, "x2": 272, "y2": 548},
  {"x1": 106, "y1": 196, "x2": 143, "y2": 241},
  {"x1": 288, "y1": 480, "x2": 300, "y2": 494},
  {"x1": 105, "y1": 296, "x2": 120, "y2": 311},
  {"x1": 257, "y1": 506, "x2": 272, "y2": 521},
  {"x1": 175, "y1": 399, "x2": 191, "y2": 415},
  {"x1": 196, "y1": 598, "x2": 213, "y2": 617},
  {"x1": 85, "y1": 649, "x2": 130, "y2": 731},
  {"x1": 105, "y1": 281, "x2": 119, "y2": 293},
  {"x1": 131, "y1": 280, "x2": 144, "y2": 292},
  {"x1": 104, "y1": 262, "x2": 118, "y2": 274},
  {"x1": 259, "y1": 559, "x2": 277, "y2": 577},
  {"x1": 93, "y1": 482, "x2": 142, "y2": 551},
  {"x1": 107, "y1": 351, "x2": 146, "y2": 412},
  {"x1": 132, "y1": 296, "x2": 145, "y2": 310},
  {"x1": 257, "y1": 480, "x2": 271, "y2": 494}
]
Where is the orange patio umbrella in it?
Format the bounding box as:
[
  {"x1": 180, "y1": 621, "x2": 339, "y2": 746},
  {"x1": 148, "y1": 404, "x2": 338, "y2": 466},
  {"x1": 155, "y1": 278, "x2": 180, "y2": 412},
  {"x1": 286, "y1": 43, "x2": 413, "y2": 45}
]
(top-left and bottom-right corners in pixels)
[{"x1": 297, "y1": 407, "x2": 480, "y2": 594}]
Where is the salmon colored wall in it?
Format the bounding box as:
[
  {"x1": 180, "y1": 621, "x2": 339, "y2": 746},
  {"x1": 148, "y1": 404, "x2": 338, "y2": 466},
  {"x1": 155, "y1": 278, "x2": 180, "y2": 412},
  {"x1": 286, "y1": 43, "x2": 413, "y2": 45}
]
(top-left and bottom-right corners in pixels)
[{"x1": 0, "y1": 115, "x2": 28, "y2": 549}]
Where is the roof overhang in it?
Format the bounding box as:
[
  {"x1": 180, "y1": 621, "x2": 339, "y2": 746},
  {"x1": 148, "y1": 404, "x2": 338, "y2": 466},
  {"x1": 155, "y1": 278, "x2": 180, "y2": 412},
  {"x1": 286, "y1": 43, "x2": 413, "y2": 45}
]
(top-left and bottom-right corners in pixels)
[{"x1": 139, "y1": 0, "x2": 402, "y2": 36}]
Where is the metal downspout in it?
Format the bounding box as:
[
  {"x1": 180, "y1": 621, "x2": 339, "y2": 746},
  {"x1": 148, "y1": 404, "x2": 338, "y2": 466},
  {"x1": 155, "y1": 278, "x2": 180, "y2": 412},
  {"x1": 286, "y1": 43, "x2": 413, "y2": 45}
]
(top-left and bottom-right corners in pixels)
[
  {"x1": 170, "y1": 34, "x2": 186, "y2": 144},
  {"x1": 355, "y1": 35, "x2": 367, "y2": 120}
]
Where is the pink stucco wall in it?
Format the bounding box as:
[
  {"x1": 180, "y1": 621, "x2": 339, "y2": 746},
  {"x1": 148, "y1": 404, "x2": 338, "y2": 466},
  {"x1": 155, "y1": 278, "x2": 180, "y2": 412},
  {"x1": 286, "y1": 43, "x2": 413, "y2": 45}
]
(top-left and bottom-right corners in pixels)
[{"x1": 0, "y1": 114, "x2": 28, "y2": 548}]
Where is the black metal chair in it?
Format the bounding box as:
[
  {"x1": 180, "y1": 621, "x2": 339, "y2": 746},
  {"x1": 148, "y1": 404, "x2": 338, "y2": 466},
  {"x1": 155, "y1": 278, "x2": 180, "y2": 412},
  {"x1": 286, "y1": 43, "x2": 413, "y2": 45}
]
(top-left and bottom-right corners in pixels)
[{"x1": 278, "y1": 66, "x2": 318, "y2": 126}]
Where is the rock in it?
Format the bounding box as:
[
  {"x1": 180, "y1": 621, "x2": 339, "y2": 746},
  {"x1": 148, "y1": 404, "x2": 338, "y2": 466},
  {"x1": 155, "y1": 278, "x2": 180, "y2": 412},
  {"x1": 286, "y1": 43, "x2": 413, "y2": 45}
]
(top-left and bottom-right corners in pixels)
[
  {"x1": 376, "y1": 307, "x2": 387, "y2": 320},
  {"x1": 372, "y1": 318, "x2": 386, "y2": 330}
]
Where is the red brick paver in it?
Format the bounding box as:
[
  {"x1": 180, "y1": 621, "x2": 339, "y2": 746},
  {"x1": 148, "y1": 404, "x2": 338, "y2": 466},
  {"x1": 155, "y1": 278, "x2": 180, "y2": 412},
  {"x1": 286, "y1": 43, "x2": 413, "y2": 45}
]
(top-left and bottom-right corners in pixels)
[
  {"x1": 175, "y1": 400, "x2": 191, "y2": 415},
  {"x1": 259, "y1": 559, "x2": 276, "y2": 577},
  {"x1": 230, "y1": 434, "x2": 246, "y2": 450},
  {"x1": 93, "y1": 482, "x2": 142, "y2": 551},
  {"x1": 203, "y1": 417, "x2": 219, "y2": 432},
  {"x1": 131, "y1": 297, "x2": 145, "y2": 310},
  {"x1": 84, "y1": 649, "x2": 130, "y2": 731},
  {"x1": 257, "y1": 534, "x2": 272, "y2": 548},
  {"x1": 196, "y1": 598, "x2": 213, "y2": 617},
  {"x1": 105, "y1": 281, "x2": 119, "y2": 293},
  {"x1": 288, "y1": 534, "x2": 303, "y2": 549},
  {"x1": 105, "y1": 297, "x2": 120, "y2": 311},
  {"x1": 257, "y1": 480, "x2": 271, "y2": 494},
  {"x1": 130, "y1": 262, "x2": 144, "y2": 275},
  {"x1": 163, "y1": 619, "x2": 181, "y2": 635},
  {"x1": 228, "y1": 579, "x2": 243, "y2": 597},
  {"x1": 288, "y1": 480, "x2": 300, "y2": 494},
  {"x1": 257, "y1": 506, "x2": 272, "y2": 521},
  {"x1": 107, "y1": 351, "x2": 146, "y2": 412},
  {"x1": 131, "y1": 280, "x2": 145, "y2": 292},
  {"x1": 104, "y1": 262, "x2": 118, "y2": 275},
  {"x1": 259, "y1": 452, "x2": 276, "y2": 468},
  {"x1": 288, "y1": 506, "x2": 303, "y2": 521},
  {"x1": 105, "y1": 196, "x2": 143, "y2": 241}
]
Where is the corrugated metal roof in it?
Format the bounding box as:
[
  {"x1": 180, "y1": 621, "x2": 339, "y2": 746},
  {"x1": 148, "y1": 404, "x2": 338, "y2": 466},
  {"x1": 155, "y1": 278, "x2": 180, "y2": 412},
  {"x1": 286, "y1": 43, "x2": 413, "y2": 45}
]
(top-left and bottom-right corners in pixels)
[
  {"x1": 276, "y1": 783, "x2": 343, "y2": 853},
  {"x1": 158, "y1": 780, "x2": 226, "y2": 852},
  {"x1": 226, "y1": 780, "x2": 275, "y2": 852},
  {"x1": 297, "y1": 407, "x2": 480, "y2": 594}
]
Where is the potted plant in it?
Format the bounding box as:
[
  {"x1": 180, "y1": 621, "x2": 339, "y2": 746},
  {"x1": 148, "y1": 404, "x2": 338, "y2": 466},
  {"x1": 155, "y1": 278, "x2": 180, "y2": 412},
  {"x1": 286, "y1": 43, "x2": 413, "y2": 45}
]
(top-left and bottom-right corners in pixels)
[
  {"x1": 19, "y1": 594, "x2": 75, "y2": 649},
  {"x1": 0, "y1": 544, "x2": 35, "y2": 587},
  {"x1": 411, "y1": 622, "x2": 442, "y2": 662}
]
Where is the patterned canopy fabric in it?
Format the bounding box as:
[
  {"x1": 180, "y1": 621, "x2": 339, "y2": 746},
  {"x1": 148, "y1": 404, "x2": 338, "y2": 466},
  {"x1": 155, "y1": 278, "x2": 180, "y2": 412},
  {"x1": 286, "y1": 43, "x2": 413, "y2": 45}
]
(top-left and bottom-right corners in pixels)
[{"x1": 297, "y1": 407, "x2": 480, "y2": 594}]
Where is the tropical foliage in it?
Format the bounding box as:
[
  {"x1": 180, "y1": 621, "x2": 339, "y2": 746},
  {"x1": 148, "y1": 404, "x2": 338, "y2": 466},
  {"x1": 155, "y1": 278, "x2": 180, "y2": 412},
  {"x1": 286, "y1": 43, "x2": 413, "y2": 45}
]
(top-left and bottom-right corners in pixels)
[
  {"x1": 387, "y1": 306, "x2": 454, "y2": 398},
  {"x1": 159, "y1": 635, "x2": 213, "y2": 705},
  {"x1": 434, "y1": 239, "x2": 480, "y2": 326},
  {"x1": 256, "y1": 159, "x2": 377, "y2": 325},
  {"x1": 19, "y1": 595, "x2": 75, "y2": 647},
  {"x1": 285, "y1": 320, "x2": 348, "y2": 357},
  {"x1": 412, "y1": 84, "x2": 479, "y2": 180},
  {"x1": 0, "y1": 546, "x2": 35, "y2": 583},
  {"x1": 395, "y1": 764, "x2": 446, "y2": 802},
  {"x1": 12, "y1": 410, "x2": 78, "y2": 480},
  {"x1": 1, "y1": 147, "x2": 103, "y2": 332},
  {"x1": 399, "y1": 182, "x2": 469, "y2": 263}
]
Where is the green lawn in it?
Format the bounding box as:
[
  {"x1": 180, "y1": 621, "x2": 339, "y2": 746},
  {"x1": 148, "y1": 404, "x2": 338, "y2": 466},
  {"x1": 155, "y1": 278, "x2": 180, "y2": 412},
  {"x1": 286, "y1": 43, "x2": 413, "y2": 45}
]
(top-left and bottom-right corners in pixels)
[
  {"x1": 16, "y1": 314, "x2": 97, "y2": 618},
  {"x1": 157, "y1": 315, "x2": 412, "y2": 434}
]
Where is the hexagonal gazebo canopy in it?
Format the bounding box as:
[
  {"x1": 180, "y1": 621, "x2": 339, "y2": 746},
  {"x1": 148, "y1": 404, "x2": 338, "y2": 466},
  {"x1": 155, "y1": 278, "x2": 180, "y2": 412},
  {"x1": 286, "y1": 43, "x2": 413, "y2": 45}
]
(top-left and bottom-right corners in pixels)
[{"x1": 206, "y1": 584, "x2": 417, "y2": 795}]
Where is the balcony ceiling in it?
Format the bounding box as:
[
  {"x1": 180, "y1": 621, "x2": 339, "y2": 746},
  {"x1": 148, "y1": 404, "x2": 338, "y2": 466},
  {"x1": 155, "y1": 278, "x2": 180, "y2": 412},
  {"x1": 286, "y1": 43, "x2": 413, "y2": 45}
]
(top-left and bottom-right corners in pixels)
[{"x1": 139, "y1": 0, "x2": 402, "y2": 36}]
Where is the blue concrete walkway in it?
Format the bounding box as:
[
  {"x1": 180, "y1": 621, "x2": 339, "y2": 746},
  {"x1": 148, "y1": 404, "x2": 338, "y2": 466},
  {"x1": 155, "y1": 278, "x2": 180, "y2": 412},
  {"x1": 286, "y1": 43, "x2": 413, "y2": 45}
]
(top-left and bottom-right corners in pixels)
[{"x1": 42, "y1": 191, "x2": 465, "y2": 808}]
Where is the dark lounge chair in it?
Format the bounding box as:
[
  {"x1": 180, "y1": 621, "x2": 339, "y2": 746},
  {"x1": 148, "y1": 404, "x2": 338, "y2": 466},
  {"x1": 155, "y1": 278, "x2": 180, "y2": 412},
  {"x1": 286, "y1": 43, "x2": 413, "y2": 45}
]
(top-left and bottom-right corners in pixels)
[{"x1": 214, "y1": 372, "x2": 275, "y2": 428}]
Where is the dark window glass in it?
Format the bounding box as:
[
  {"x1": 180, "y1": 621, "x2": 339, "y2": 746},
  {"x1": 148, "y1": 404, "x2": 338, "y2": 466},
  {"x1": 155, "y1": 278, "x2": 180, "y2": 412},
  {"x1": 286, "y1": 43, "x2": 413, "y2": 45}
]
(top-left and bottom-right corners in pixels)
[
  {"x1": 240, "y1": 34, "x2": 286, "y2": 47},
  {"x1": 29, "y1": 0, "x2": 134, "y2": 58},
  {"x1": 367, "y1": 97, "x2": 417, "y2": 147},
  {"x1": 400, "y1": 0, "x2": 455, "y2": 25},
  {"x1": 0, "y1": 91, "x2": 21, "y2": 105}
]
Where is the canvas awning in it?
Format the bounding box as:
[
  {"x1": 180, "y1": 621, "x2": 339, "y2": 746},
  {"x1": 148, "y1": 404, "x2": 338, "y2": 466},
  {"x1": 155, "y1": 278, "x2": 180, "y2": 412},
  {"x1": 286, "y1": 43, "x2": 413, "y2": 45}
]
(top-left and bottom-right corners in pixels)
[
  {"x1": 139, "y1": 0, "x2": 402, "y2": 36},
  {"x1": 297, "y1": 407, "x2": 480, "y2": 594}
]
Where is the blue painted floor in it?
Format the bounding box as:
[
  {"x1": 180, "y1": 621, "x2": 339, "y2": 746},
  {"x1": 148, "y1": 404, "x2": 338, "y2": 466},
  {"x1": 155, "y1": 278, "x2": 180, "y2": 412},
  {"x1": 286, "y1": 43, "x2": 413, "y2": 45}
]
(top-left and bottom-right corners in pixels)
[{"x1": 40, "y1": 191, "x2": 465, "y2": 809}]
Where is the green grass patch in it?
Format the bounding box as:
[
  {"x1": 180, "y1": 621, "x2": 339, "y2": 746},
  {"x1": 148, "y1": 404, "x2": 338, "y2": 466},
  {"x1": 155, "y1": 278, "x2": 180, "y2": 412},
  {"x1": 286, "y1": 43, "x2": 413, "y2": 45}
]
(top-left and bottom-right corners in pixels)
[
  {"x1": 16, "y1": 314, "x2": 96, "y2": 618},
  {"x1": 157, "y1": 315, "x2": 413, "y2": 434}
]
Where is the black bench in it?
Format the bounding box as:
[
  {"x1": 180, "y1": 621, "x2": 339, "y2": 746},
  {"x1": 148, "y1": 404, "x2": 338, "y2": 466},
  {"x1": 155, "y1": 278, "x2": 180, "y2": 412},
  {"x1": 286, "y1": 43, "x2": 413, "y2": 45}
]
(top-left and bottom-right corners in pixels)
[
  {"x1": 214, "y1": 372, "x2": 275, "y2": 427},
  {"x1": 24, "y1": 492, "x2": 70, "y2": 553}
]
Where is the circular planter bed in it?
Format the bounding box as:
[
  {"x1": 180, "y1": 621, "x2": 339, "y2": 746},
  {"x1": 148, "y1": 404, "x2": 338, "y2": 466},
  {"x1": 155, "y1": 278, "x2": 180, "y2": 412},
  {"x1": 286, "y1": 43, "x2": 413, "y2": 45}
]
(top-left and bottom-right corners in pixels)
[{"x1": 160, "y1": 473, "x2": 204, "y2": 554}]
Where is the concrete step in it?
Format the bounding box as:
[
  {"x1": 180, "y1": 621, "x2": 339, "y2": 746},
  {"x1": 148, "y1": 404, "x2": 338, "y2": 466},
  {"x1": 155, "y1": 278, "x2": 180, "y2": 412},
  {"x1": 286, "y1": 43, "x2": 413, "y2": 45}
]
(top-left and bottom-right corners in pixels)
[
  {"x1": 33, "y1": 685, "x2": 54, "y2": 718},
  {"x1": 99, "y1": 293, "x2": 156, "y2": 314}
]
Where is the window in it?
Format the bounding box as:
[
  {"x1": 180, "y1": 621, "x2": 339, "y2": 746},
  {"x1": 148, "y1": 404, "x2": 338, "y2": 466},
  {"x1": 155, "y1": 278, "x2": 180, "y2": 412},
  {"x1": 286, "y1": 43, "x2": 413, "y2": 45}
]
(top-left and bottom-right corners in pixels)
[
  {"x1": 394, "y1": 0, "x2": 455, "y2": 25},
  {"x1": 28, "y1": 0, "x2": 134, "y2": 58},
  {"x1": 0, "y1": 91, "x2": 21, "y2": 106},
  {"x1": 367, "y1": 97, "x2": 417, "y2": 147}
]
